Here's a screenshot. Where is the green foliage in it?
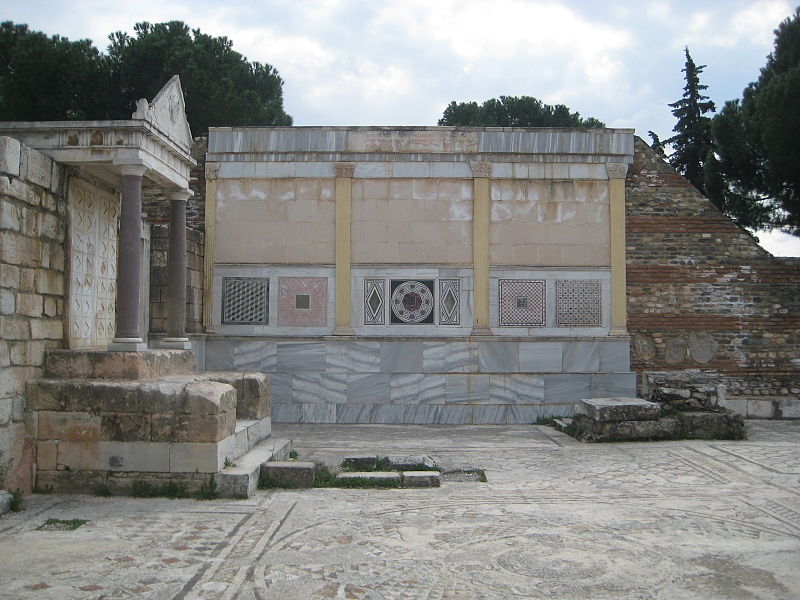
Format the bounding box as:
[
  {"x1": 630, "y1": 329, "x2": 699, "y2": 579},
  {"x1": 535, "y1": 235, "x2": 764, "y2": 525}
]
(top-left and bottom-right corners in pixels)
[
  {"x1": 438, "y1": 95, "x2": 604, "y2": 128},
  {"x1": 0, "y1": 20, "x2": 291, "y2": 134},
  {"x1": 662, "y1": 47, "x2": 716, "y2": 195},
  {"x1": 288, "y1": 450, "x2": 299, "y2": 460},
  {"x1": 9, "y1": 489, "x2": 24, "y2": 511},
  {"x1": 710, "y1": 8, "x2": 800, "y2": 235},
  {"x1": 93, "y1": 484, "x2": 112, "y2": 497},
  {"x1": 37, "y1": 518, "x2": 88, "y2": 531},
  {"x1": 194, "y1": 475, "x2": 217, "y2": 500},
  {"x1": 131, "y1": 479, "x2": 190, "y2": 499}
]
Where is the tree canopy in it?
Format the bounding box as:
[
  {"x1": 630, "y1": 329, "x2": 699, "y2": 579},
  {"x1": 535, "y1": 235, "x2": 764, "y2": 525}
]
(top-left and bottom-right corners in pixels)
[
  {"x1": 0, "y1": 20, "x2": 291, "y2": 134},
  {"x1": 438, "y1": 96, "x2": 604, "y2": 128},
  {"x1": 710, "y1": 8, "x2": 800, "y2": 235}
]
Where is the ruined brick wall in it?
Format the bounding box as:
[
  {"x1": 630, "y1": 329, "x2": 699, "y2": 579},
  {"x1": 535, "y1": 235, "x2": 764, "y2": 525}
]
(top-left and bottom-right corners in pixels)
[
  {"x1": 0, "y1": 137, "x2": 67, "y2": 491},
  {"x1": 626, "y1": 137, "x2": 800, "y2": 417},
  {"x1": 149, "y1": 224, "x2": 205, "y2": 335}
]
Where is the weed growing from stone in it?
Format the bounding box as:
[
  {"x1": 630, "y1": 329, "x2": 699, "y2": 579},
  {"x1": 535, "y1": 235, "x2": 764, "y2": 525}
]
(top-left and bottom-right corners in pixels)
[
  {"x1": 288, "y1": 450, "x2": 299, "y2": 459},
  {"x1": 37, "y1": 518, "x2": 88, "y2": 531},
  {"x1": 131, "y1": 480, "x2": 190, "y2": 499},
  {"x1": 223, "y1": 457, "x2": 236, "y2": 468},
  {"x1": 10, "y1": 489, "x2": 24, "y2": 511},
  {"x1": 93, "y1": 484, "x2": 112, "y2": 497},
  {"x1": 194, "y1": 476, "x2": 218, "y2": 500}
]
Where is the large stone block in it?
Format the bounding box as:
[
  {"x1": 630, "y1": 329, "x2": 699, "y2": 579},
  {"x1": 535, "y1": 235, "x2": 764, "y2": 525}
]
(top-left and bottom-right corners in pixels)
[
  {"x1": 43, "y1": 349, "x2": 196, "y2": 380},
  {"x1": 27, "y1": 379, "x2": 141, "y2": 412},
  {"x1": 261, "y1": 461, "x2": 316, "y2": 488},
  {"x1": 577, "y1": 397, "x2": 660, "y2": 423},
  {"x1": 204, "y1": 371, "x2": 271, "y2": 420},
  {"x1": 574, "y1": 415, "x2": 680, "y2": 442},
  {"x1": 677, "y1": 411, "x2": 746, "y2": 440},
  {"x1": 0, "y1": 137, "x2": 21, "y2": 176},
  {"x1": 38, "y1": 411, "x2": 101, "y2": 441}
]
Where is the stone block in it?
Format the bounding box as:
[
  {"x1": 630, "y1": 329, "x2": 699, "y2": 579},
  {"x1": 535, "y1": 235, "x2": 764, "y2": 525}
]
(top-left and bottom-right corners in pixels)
[
  {"x1": 342, "y1": 456, "x2": 386, "y2": 471},
  {"x1": 27, "y1": 379, "x2": 140, "y2": 413},
  {"x1": 0, "y1": 137, "x2": 21, "y2": 176},
  {"x1": 43, "y1": 349, "x2": 196, "y2": 380},
  {"x1": 30, "y1": 318, "x2": 62, "y2": 340},
  {"x1": 0, "y1": 397, "x2": 12, "y2": 426},
  {"x1": 100, "y1": 413, "x2": 151, "y2": 442},
  {"x1": 183, "y1": 381, "x2": 237, "y2": 442},
  {"x1": 24, "y1": 146, "x2": 52, "y2": 188},
  {"x1": 57, "y1": 440, "x2": 102, "y2": 470},
  {"x1": 36, "y1": 440, "x2": 58, "y2": 470},
  {"x1": 402, "y1": 471, "x2": 441, "y2": 488},
  {"x1": 261, "y1": 461, "x2": 316, "y2": 488},
  {"x1": 578, "y1": 397, "x2": 660, "y2": 423},
  {"x1": 38, "y1": 411, "x2": 101, "y2": 441},
  {"x1": 99, "y1": 441, "x2": 170, "y2": 472},
  {"x1": 336, "y1": 471, "x2": 401, "y2": 485},
  {"x1": 677, "y1": 411, "x2": 746, "y2": 440},
  {"x1": 204, "y1": 371, "x2": 271, "y2": 420},
  {"x1": 15, "y1": 293, "x2": 42, "y2": 317},
  {"x1": 574, "y1": 415, "x2": 680, "y2": 442},
  {"x1": 0, "y1": 490, "x2": 12, "y2": 514},
  {"x1": 34, "y1": 469, "x2": 107, "y2": 495},
  {"x1": 35, "y1": 268, "x2": 64, "y2": 294}
]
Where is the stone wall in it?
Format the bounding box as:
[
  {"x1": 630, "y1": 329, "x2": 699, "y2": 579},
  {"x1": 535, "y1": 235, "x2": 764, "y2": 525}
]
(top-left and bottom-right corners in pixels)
[
  {"x1": 626, "y1": 137, "x2": 800, "y2": 417},
  {"x1": 0, "y1": 137, "x2": 68, "y2": 491},
  {"x1": 149, "y1": 223, "x2": 205, "y2": 334}
]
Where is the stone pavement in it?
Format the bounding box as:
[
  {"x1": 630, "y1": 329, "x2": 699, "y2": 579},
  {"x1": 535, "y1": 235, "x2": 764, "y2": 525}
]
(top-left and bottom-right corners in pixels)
[{"x1": 1, "y1": 421, "x2": 799, "y2": 599}]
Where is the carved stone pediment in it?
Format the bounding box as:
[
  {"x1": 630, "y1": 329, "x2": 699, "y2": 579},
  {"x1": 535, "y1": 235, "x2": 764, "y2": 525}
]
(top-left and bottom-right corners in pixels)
[{"x1": 132, "y1": 75, "x2": 193, "y2": 152}]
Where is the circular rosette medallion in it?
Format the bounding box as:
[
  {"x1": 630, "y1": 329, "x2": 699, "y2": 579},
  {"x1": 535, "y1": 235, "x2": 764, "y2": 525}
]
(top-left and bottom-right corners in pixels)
[{"x1": 391, "y1": 281, "x2": 434, "y2": 323}]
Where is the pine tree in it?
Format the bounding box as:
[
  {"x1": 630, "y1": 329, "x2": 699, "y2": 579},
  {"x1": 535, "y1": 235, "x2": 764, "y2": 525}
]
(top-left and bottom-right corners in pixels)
[{"x1": 664, "y1": 48, "x2": 716, "y2": 194}]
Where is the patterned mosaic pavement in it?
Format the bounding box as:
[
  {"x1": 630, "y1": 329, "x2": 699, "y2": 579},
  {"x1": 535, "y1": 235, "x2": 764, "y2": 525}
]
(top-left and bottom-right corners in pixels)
[{"x1": 1, "y1": 421, "x2": 798, "y2": 599}]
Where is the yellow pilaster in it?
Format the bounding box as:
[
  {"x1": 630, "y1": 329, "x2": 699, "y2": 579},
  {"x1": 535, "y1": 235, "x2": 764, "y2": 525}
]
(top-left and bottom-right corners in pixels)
[
  {"x1": 471, "y1": 161, "x2": 492, "y2": 335},
  {"x1": 334, "y1": 163, "x2": 355, "y2": 335},
  {"x1": 607, "y1": 162, "x2": 629, "y2": 335},
  {"x1": 202, "y1": 162, "x2": 219, "y2": 332}
]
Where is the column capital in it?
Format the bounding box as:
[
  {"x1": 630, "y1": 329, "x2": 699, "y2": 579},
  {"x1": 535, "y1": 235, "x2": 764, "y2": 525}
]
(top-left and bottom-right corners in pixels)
[
  {"x1": 115, "y1": 161, "x2": 147, "y2": 178},
  {"x1": 170, "y1": 189, "x2": 193, "y2": 202},
  {"x1": 470, "y1": 161, "x2": 492, "y2": 178},
  {"x1": 205, "y1": 162, "x2": 220, "y2": 181},
  {"x1": 606, "y1": 162, "x2": 629, "y2": 180},
  {"x1": 334, "y1": 162, "x2": 355, "y2": 178}
]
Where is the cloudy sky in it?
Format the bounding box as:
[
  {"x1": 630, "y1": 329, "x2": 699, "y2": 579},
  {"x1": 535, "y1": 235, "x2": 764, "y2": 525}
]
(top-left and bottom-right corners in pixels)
[{"x1": 5, "y1": 0, "x2": 799, "y2": 255}]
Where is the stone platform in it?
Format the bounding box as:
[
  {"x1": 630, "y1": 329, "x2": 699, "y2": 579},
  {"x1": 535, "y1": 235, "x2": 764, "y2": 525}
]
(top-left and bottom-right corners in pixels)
[{"x1": 26, "y1": 349, "x2": 272, "y2": 496}]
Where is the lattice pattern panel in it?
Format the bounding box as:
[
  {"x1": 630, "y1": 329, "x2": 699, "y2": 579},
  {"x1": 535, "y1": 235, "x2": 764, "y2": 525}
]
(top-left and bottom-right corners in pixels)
[
  {"x1": 556, "y1": 279, "x2": 602, "y2": 327},
  {"x1": 364, "y1": 279, "x2": 385, "y2": 325},
  {"x1": 439, "y1": 279, "x2": 461, "y2": 325},
  {"x1": 390, "y1": 280, "x2": 435, "y2": 324},
  {"x1": 499, "y1": 279, "x2": 545, "y2": 326},
  {"x1": 68, "y1": 179, "x2": 118, "y2": 348},
  {"x1": 222, "y1": 278, "x2": 269, "y2": 324},
  {"x1": 278, "y1": 277, "x2": 328, "y2": 327}
]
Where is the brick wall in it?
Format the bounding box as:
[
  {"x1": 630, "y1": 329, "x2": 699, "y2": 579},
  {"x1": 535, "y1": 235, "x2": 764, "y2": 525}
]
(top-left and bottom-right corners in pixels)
[
  {"x1": 0, "y1": 137, "x2": 68, "y2": 491},
  {"x1": 626, "y1": 137, "x2": 800, "y2": 417}
]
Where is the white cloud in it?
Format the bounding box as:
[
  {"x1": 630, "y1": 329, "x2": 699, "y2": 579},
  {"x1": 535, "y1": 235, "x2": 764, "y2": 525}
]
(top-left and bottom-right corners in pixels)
[{"x1": 756, "y1": 230, "x2": 800, "y2": 257}]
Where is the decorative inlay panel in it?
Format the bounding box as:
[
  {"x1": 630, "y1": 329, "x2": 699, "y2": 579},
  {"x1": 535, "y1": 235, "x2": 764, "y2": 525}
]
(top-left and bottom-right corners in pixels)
[
  {"x1": 439, "y1": 279, "x2": 461, "y2": 325},
  {"x1": 390, "y1": 280, "x2": 434, "y2": 324},
  {"x1": 556, "y1": 279, "x2": 602, "y2": 327},
  {"x1": 68, "y1": 179, "x2": 118, "y2": 348},
  {"x1": 499, "y1": 279, "x2": 545, "y2": 326},
  {"x1": 278, "y1": 277, "x2": 328, "y2": 327},
  {"x1": 364, "y1": 279, "x2": 385, "y2": 325},
  {"x1": 222, "y1": 277, "x2": 269, "y2": 324}
]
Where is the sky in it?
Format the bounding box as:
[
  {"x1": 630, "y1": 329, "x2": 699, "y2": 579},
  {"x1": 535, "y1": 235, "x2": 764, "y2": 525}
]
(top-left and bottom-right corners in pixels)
[{"x1": 5, "y1": 0, "x2": 800, "y2": 256}]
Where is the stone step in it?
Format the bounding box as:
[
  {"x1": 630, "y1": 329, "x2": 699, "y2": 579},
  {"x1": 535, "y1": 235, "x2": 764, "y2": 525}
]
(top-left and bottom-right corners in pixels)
[
  {"x1": 216, "y1": 438, "x2": 293, "y2": 498},
  {"x1": 261, "y1": 461, "x2": 317, "y2": 489},
  {"x1": 335, "y1": 471, "x2": 442, "y2": 488},
  {"x1": 677, "y1": 411, "x2": 746, "y2": 440},
  {"x1": 43, "y1": 349, "x2": 196, "y2": 380},
  {"x1": 577, "y1": 397, "x2": 661, "y2": 423}
]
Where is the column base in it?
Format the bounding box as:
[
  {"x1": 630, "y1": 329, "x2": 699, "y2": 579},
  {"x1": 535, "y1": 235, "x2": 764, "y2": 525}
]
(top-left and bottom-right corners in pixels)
[
  {"x1": 609, "y1": 327, "x2": 629, "y2": 337},
  {"x1": 332, "y1": 326, "x2": 355, "y2": 336},
  {"x1": 160, "y1": 337, "x2": 193, "y2": 350},
  {"x1": 108, "y1": 337, "x2": 148, "y2": 352},
  {"x1": 470, "y1": 327, "x2": 493, "y2": 337}
]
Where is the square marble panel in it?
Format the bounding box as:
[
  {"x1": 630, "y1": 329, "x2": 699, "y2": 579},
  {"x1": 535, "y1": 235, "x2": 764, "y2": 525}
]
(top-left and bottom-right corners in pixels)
[
  {"x1": 490, "y1": 374, "x2": 545, "y2": 404},
  {"x1": 478, "y1": 342, "x2": 519, "y2": 373},
  {"x1": 336, "y1": 404, "x2": 373, "y2": 424},
  {"x1": 233, "y1": 341, "x2": 277, "y2": 372},
  {"x1": 403, "y1": 405, "x2": 443, "y2": 424},
  {"x1": 543, "y1": 374, "x2": 591, "y2": 403},
  {"x1": 293, "y1": 373, "x2": 347, "y2": 404},
  {"x1": 435, "y1": 406, "x2": 473, "y2": 425},
  {"x1": 591, "y1": 373, "x2": 637, "y2": 397},
  {"x1": 519, "y1": 342, "x2": 563, "y2": 372},
  {"x1": 277, "y1": 342, "x2": 326, "y2": 372},
  {"x1": 301, "y1": 403, "x2": 336, "y2": 423},
  {"x1": 326, "y1": 341, "x2": 381, "y2": 373},
  {"x1": 347, "y1": 374, "x2": 391, "y2": 404},
  {"x1": 370, "y1": 404, "x2": 406, "y2": 424},
  {"x1": 363, "y1": 279, "x2": 385, "y2": 325},
  {"x1": 390, "y1": 374, "x2": 446, "y2": 404},
  {"x1": 269, "y1": 373, "x2": 294, "y2": 404},
  {"x1": 507, "y1": 405, "x2": 543, "y2": 424},
  {"x1": 222, "y1": 277, "x2": 269, "y2": 325},
  {"x1": 204, "y1": 340, "x2": 234, "y2": 370},
  {"x1": 278, "y1": 277, "x2": 328, "y2": 327},
  {"x1": 422, "y1": 341, "x2": 472, "y2": 373},
  {"x1": 272, "y1": 403, "x2": 301, "y2": 423},
  {"x1": 380, "y1": 341, "x2": 424, "y2": 373},
  {"x1": 390, "y1": 279, "x2": 435, "y2": 325},
  {"x1": 473, "y1": 406, "x2": 507, "y2": 424},
  {"x1": 445, "y1": 374, "x2": 490, "y2": 404},
  {"x1": 562, "y1": 342, "x2": 600, "y2": 372},
  {"x1": 555, "y1": 279, "x2": 602, "y2": 327},
  {"x1": 599, "y1": 341, "x2": 631, "y2": 372}
]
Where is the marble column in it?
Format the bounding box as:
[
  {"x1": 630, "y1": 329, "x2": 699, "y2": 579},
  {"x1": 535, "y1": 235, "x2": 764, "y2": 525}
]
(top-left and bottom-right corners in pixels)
[
  {"x1": 161, "y1": 189, "x2": 193, "y2": 349},
  {"x1": 110, "y1": 163, "x2": 148, "y2": 351},
  {"x1": 471, "y1": 161, "x2": 492, "y2": 336},
  {"x1": 333, "y1": 162, "x2": 355, "y2": 335},
  {"x1": 607, "y1": 162, "x2": 629, "y2": 335}
]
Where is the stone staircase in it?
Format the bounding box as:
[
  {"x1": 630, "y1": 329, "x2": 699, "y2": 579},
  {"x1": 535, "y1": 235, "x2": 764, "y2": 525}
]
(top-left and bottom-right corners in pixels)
[{"x1": 26, "y1": 349, "x2": 280, "y2": 497}]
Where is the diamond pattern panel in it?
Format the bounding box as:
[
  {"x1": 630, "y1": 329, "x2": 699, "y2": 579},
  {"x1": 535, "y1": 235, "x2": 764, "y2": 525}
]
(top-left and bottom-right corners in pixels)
[
  {"x1": 222, "y1": 278, "x2": 269, "y2": 324},
  {"x1": 556, "y1": 279, "x2": 602, "y2": 327},
  {"x1": 278, "y1": 277, "x2": 328, "y2": 327},
  {"x1": 499, "y1": 279, "x2": 545, "y2": 326},
  {"x1": 439, "y1": 279, "x2": 461, "y2": 325},
  {"x1": 364, "y1": 279, "x2": 385, "y2": 325}
]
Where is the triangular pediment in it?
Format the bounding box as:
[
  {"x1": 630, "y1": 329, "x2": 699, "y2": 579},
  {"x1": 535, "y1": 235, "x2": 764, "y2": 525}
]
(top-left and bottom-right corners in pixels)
[{"x1": 132, "y1": 75, "x2": 192, "y2": 150}]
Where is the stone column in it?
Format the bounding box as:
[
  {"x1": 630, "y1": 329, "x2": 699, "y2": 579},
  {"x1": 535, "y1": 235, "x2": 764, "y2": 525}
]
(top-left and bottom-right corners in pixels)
[
  {"x1": 471, "y1": 161, "x2": 492, "y2": 335},
  {"x1": 202, "y1": 163, "x2": 219, "y2": 332},
  {"x1": 110, "y1": 163, "x2": 148, "y2": 351},
  {"x1": 607, "y1": 162, "x2": 629, "y2": 335},
  {"x1": 333, "y1": 162, "x2": 355, "y2": 335},
  {"x1": 161, "y1": 189, "x2": 193, "y2": 349}
]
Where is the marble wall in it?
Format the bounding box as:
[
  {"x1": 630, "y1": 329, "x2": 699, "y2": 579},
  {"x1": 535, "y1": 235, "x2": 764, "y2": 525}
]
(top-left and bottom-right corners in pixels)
[{"x1": 205, "y1": 337, "x2": 634, "y2": 424}]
